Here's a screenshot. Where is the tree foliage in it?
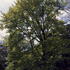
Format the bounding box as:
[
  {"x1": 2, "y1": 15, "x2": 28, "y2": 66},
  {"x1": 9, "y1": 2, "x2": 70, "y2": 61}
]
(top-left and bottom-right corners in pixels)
[
  {"x1": 0, "y1": 44, "x2": 7, "y2": 70},
  {"x1": 2, "y1": 0, "x2": 70, "y2": 70}
]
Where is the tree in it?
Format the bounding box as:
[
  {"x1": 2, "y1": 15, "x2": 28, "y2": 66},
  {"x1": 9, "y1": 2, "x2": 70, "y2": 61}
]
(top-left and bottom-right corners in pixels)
[
  {"x1": 2, "y1": 0, "x2": 68, "y2": 70},
  {"x1": 0, "y1": 44, "x2": 7, "y2": 70}
]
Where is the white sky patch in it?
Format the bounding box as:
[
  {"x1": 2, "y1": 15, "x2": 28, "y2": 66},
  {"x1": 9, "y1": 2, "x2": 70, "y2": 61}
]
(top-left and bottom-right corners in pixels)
[
  {"x1": 57, "y1": 1, "x2": 70, "y2": 23},
  {"x1": 0, "y1": 0, "x2": 16, "y2": 14},
  {"x1": 57, "y1": 11, "x2": 69, "y2": 22},
  {"x1": 0, "y1": 29, "x2": 9, "y2": 40},
  {"x1": 0, "y1": 0, "x2": 16, "y2": 41}
]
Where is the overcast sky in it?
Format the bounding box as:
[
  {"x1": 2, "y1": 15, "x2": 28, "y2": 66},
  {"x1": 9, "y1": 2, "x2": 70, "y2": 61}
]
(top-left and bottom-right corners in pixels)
[
  {"x1": 0, "y1": 0, "x2": 16, "y2": 16},
  {"x1": 0, "y1": 0, "x2": 16, "y2": 40}
]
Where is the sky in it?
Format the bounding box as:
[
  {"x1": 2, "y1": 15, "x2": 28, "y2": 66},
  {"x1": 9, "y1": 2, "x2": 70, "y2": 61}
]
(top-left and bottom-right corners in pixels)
[
  {"x1": 0, "y1": 0, "x2": 15, "y2": 14},
  {"x1": 0, "y1": 0, "x2": 16, "y2": 41}
]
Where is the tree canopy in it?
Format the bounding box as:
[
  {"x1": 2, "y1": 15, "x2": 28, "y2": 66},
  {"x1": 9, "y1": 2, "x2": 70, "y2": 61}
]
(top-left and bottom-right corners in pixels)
[{"x1": 2, "y1": 0, "x2": 70, "y2": 70}]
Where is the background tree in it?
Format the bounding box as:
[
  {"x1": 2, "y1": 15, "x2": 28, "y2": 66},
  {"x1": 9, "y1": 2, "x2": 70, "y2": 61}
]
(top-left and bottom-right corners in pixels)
[
  {"x1": 0, "y1": 43, "x2": 7, "y2": 70},
  {"x1": 2, "y1": 0, "x2": 69, "y2": 70}
]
